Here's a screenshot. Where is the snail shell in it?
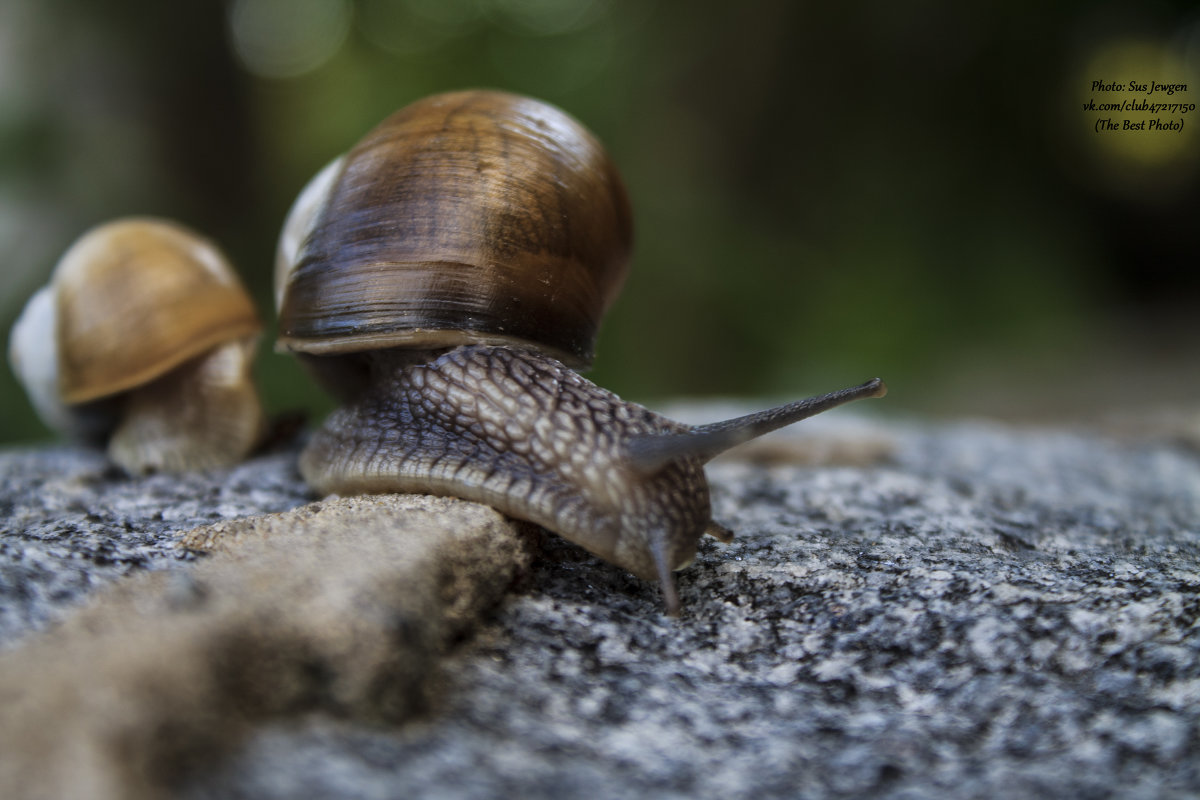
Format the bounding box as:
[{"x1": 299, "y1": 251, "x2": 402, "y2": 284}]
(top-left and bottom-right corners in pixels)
[
  {"x1": 276, "y1": 89, "x2": 632, "y2": 370},
  {"x1": 276, "y1": 91, "x2": 886, "y2": 614},
  {"x1": 9, "y1": 218, "x2": 265, "y2": 473}
]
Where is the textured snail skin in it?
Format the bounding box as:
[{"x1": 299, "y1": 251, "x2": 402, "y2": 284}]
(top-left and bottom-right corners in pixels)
[
  {"x1": 300, "y1": 346, "x2": 710, "y2": 602},
  {"x1": 299, "y1": 344, "x2": 887, "y2": 615}
]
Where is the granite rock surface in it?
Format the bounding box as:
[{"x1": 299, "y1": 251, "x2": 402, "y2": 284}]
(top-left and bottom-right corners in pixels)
[{"x1": 1, "y1": 415, "x2": 1197, "y2": 799}]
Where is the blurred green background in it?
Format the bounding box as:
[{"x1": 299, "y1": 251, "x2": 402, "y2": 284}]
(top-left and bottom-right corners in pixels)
[{"x1": 1, "y1": 0, "x2": 1197, "y2": 445}]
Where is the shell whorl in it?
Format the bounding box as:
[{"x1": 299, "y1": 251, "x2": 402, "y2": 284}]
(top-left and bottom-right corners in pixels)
[
  {"x1": 52, "y1": 218, "x2": 261, "y2": 405},
  {"x1": 276, "y1": 90, "x2": 633, "y2": 368}
]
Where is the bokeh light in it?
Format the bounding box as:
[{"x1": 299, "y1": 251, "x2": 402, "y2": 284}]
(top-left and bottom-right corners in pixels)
[
  {"x1": 228, "y1": 0, "x2": 353, "y2": 79},
  {"x1": 1068, "y1": 36, "x2": 1199, "y2": 198}
]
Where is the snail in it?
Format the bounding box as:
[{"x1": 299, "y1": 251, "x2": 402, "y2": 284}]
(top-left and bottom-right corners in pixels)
[
  {"x1": 276, "y1": 90, "x2": 886, "y2": 614},
  {"x1": 9, "y1": 218, "x2": 266, "y2": 474}
]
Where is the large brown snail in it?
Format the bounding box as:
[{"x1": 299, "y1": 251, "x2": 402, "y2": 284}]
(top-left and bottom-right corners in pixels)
[
  {"x1": 9, "y1": 218, "x2": 266, "y2": 474},
  {"x1": 276, "y1": 90, "x2": 886, "y2": 614}
]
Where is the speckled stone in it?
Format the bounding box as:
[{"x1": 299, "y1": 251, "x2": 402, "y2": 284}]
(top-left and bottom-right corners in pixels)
[
  {"x1": 2, "y1": 415, "x2": 1198, "y2": 800},
  {"x1": 0, "y1": 446, "x2": 310, "y2": 647}
]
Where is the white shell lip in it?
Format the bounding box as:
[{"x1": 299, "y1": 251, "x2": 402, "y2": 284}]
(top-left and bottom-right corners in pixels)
[
  {"x1": 275, "y1": 155, "x2": 345, "y2": 312},
  {"x1": 8, "y1": 284, "x2": 114, "y2": 440},
  {"x1": 8, "y1": 285, "x2": 66, "y2": 432}
]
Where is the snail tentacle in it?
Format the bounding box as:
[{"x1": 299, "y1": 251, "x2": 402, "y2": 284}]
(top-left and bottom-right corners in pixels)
[{"x1": 623, "y1": 378, "x2": 888, "y2": 474}]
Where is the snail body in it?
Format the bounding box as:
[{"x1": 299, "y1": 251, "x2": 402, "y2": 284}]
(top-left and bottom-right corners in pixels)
[
  {"x1": 278, "y1": 91, "x2": 885, "y2": 614},
  {"x1": 9, "y1": 218, "x2": 265, "y2": 474}
]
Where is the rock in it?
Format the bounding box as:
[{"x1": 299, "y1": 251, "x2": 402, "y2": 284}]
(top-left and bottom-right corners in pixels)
[
  {"x1": 1, "y1": 415, "x2": 1198, "y2": 799},
  {"x1": 0, "y1": 490, "x2": 533, "y2": 800}
]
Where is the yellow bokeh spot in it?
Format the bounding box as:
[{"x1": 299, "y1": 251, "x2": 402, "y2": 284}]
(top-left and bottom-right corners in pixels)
[{"x1": 1073, "y1": 38, "x2": 1198, "y2": 195}]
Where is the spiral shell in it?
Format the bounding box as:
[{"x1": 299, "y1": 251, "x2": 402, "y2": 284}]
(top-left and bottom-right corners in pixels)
[
  {"x1": 9, "y1": 217, "x2": 264, "y2": 473},
  {"x1": 275, "y1": 90, "x2": 633, "y2": 369},
  {"x1": 52, "y1": 218, "x2": 260, "y2": 403}
]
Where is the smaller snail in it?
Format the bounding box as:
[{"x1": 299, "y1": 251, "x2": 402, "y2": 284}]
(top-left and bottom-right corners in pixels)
[
  {"x1": 9, "y1": 218, "x2": 266, "y2": 474},
  {"x1": 276, "y1": 91, "x2": 886, "y2": 614}
]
